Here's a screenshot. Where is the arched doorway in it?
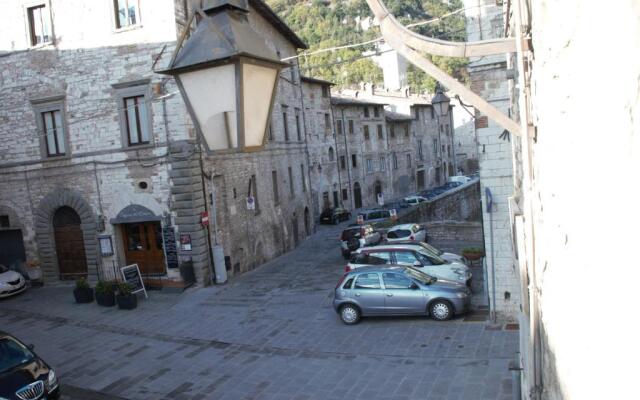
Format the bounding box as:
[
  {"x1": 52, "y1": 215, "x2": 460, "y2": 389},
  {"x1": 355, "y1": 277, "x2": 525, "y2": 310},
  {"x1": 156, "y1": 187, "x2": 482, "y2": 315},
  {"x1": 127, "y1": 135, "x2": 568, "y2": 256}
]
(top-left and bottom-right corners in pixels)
[
  {"x1": 443, "y1": 162, "x2": 448, "y2": 181},
  {"x1": 373, "y1": 181, "x2": 382, "y2": 203},
  {"x1": 448, "y1": 163, "x2": 454, "y2": 176},
  {"x1": 53, "y1": 206, "x2": 88, "y2": 280},
  {"x1": 304, "y1": 207, "x2": 310, "y2": 236},
  {"x1": 353, "y1": 182, "x2": 362, "y2": 209}
]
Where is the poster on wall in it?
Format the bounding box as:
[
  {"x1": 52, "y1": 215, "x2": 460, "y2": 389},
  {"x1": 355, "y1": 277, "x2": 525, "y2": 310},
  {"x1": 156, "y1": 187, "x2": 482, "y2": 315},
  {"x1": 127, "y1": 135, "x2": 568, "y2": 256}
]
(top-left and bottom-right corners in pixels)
[
  {"x1": 161, "y1": 226, "x2": 179, "y2": 269},
  {"x1": 180, "y1": 233, "x2": 192, "y2": 251}
]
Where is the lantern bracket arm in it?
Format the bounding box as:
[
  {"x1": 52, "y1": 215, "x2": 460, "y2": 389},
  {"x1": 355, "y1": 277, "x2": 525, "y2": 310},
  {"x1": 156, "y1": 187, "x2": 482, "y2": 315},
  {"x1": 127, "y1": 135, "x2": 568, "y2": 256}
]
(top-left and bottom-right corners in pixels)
[{"x1": 364, "y1": 0, "x2": 521, "y2": 137}]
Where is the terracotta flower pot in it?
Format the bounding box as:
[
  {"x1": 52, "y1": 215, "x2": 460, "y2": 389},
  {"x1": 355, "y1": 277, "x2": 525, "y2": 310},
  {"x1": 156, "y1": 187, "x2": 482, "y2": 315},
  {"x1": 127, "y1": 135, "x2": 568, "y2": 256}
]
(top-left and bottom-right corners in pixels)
[{"x1": 463, "y1": 251, "x2": 484, "y2": 261}]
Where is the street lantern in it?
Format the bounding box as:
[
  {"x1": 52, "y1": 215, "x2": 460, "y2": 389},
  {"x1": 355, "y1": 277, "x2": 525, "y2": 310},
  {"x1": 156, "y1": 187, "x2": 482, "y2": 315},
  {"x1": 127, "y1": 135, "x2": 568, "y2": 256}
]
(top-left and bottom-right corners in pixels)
[
  {"x1": 159, "y1": 0, "x2": 285, "y2": 152},
  {"x1": 431, "y1": 86, "x2": 451, "y2": 118}
]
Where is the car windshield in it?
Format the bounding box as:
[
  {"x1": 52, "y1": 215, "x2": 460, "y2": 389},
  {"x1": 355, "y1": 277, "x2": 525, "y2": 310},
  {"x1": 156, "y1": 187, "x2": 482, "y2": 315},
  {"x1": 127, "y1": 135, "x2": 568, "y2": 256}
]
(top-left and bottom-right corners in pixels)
[
  {"x1": 417, "y1": 249, "x2": 446, "y2": 265},
  {"x1": 0, "y1": 338, "x2": 35, "y2": 373},
  {"x1": 418, "y1": 242, "x2": 443, "y2": 256},
  {"x1": 404, "y1": 267, "x2": 436, "y2": 285}
]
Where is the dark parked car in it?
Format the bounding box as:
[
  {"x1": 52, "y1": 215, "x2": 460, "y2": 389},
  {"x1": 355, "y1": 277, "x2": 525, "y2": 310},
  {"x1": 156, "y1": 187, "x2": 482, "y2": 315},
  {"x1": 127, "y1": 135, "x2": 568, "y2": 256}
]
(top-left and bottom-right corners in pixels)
[
  {"x1": 339, "y1": 225, "x2": 382, "y2": 258},
  {"x1": 0, "y1": 331, "x2": 60, "y2": 400},
  {"x1": 320, "y1": 208, "x2": 351, "y2": 224}
]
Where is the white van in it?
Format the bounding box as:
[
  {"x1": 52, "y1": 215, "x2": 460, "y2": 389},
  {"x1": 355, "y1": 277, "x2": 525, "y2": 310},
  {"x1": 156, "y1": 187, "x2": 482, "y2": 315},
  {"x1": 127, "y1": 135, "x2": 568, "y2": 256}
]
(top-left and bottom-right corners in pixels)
[{"x1": 447, "y1": 175, "x2": 471, "y2": 185}]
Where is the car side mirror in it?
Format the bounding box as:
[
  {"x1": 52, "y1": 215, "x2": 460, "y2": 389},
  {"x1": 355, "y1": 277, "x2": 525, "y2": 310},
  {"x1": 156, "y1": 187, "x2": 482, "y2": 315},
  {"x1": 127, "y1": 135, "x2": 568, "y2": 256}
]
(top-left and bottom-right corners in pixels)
[
  {"x1": 410, "y1": 282, "x2": 419, "y2": 290},
  {"x1": 413, "y1": 261, "x2": 422, "y2": 268}
]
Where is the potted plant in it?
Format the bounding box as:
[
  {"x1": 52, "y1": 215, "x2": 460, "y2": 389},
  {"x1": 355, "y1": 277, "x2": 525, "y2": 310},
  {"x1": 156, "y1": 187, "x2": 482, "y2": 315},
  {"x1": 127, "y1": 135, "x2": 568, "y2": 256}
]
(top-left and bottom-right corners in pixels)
[
  {"x1": 462, "y1": 247, "x2": 485, "y2": 261},
  {"x1": 73, "y1": 277, "x2": 94, "y2": 304},
  {"x1": 115, "y1": 282, "x2": 137, "y2": 310},
  {"x1": 95, "y1": 280, "x2": 116, "y2": 307}
]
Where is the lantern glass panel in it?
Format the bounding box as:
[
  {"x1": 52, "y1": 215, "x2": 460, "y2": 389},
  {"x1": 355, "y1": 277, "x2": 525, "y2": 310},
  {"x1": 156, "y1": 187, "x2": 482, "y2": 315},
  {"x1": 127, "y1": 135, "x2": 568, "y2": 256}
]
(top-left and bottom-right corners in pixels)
[
  {"x1": 242, "y1": 62, "x2": 278, "y2": 148},
  {"x1": 179, "y1": 63, "x2": 238, "y2": 150}
]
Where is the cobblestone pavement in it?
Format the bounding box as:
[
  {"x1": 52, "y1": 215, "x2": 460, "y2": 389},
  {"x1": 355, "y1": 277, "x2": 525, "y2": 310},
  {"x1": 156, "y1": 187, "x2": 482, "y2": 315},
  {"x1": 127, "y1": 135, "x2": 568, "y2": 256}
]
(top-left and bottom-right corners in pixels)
[{"x1": 0, "y1": 223, "x2": 517, "y2": 400}]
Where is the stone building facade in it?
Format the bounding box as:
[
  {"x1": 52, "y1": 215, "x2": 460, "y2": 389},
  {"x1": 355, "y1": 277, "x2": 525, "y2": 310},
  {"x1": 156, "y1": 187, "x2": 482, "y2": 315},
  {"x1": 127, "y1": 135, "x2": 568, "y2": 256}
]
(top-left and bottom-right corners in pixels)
[
  {"x1": 463, "y1": 0, "x2": 520, "y2": 320},
  {"x1": 0, "y1": 0, "x2": 313, "y2": 285}
]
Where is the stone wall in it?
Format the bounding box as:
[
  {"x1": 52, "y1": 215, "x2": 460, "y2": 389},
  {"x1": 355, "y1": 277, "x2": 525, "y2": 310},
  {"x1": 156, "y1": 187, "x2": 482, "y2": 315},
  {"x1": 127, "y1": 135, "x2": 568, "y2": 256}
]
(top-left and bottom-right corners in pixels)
[
  {"x1": 397, "y1": 180, "x2": 482, "y2": 224},
  {"x1": 424, "y1": 221, "x2": 483, "y2": 243}
]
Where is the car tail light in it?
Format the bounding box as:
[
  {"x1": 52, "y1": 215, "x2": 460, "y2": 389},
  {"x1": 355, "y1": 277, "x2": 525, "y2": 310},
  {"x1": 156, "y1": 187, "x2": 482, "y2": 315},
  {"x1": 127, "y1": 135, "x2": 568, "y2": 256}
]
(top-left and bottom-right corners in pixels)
[
  {"x1": 335, "y1": 273, "x2": 348, "y2": 289},
  {"x1": 409, "y1": 235, "x2": 415, "y2": 240},
  {"x1": 345, "y1": 265, "x2": 352, "y2": 272}
]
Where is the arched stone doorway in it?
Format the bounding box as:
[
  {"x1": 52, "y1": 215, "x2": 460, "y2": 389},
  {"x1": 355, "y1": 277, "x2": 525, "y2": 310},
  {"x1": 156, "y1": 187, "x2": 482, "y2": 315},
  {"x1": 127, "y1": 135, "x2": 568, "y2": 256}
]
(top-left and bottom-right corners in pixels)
[
  {"x1": 53, "y1": 206, "x2": 88, "y2": 279},
  {"x1": 353, "y1": 182, "x2": 362, "y2": 209},
  {"x1": 35, "y1": 188, "x2": 97, "y2": 282}
]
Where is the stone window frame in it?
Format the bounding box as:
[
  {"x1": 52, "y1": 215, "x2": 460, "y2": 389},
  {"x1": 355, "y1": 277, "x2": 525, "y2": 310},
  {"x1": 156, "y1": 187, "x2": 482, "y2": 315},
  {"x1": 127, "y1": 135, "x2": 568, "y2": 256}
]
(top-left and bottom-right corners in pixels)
[
  {"x1": 113, "y1": 79, "x2": 154, "y2": 150},
  {"x1": 30, "y1": 95, "x2": 72, "y2": 161},
  {"x1": 366, "y1": 158, "x2": 374, "y2": 173},
  {"x1": 272, "y1": 170, "x2": 280, "y2": 205},
  {"x1": 363, "y1": 125, "x2": 370, "y2": 140},
  {"x1": 111, "y1": 0, "x2": 143, "y2": 33},
  {"x1": 379, "y1": 156, "x2": 386, "y2": 172},
  {"x1": 282, "y1": 105, "x2": 290, "y2": 141},
  {"x1": 294, "y1": 108, "x2": 302, "y2": 141},
  {"x1": 23, "y1": 0, "x2": 54, "y2": 48}
]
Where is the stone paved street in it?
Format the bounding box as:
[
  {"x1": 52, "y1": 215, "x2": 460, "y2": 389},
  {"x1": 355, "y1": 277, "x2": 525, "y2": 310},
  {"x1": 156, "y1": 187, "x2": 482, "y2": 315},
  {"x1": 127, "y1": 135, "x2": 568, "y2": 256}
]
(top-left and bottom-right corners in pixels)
[{"x1": 0, "y1": 224, "x2": 517, "y2": 400}]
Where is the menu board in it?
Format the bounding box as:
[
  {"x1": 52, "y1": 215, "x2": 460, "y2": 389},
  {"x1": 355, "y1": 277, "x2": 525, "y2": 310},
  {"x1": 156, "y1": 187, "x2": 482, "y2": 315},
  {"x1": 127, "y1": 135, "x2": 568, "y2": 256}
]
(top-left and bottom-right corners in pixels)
[
  {"x1": 162, "y1": 226, "x2": 179, "y2": 269},
  {"x1": 120, "y1": 264, "x2": 147, "y2": 298}
]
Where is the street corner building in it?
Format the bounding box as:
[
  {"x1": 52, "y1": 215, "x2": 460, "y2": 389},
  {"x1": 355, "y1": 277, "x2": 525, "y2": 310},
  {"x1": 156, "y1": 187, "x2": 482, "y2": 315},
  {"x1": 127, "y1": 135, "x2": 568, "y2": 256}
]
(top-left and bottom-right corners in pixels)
[{"x1": 0, "y1": 0, "x2": 316, "y2": 286}]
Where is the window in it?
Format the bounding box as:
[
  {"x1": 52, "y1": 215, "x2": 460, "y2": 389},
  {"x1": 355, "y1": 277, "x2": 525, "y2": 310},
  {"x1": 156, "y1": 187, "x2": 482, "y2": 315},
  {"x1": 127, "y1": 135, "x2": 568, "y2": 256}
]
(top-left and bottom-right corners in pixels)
[
  {"x1": 324, "y1": 113, "x2": 330, "y2": 131},
  {"x1": 368, "y1": 252, "x2": 392, "y2": 262},
  {"x1": 114, "y1": 0, "x2": 140, "y2": 29},
  {"x1": 295, "y1": 109, "x2": 302, "y2": 141},
  {"x1": 351, "y1": 154, "x2": 357, "y2": 168},
  {"x1": 393, "y1": 153, "x2": 398, "y2": 169},
  {"x1": 300, "y1": 164, "x2": 306, "y2": 192},
  {"x1": 342, "y1": 188, "x2": 348, "y2": 200},
  {"x1": 445, "y1": 124, "x2": 450, "y2": 136},
  {"x1": 377, "y1": 125, "x2": 383, "y2": 139},
  {"x1": 379, "y1": 157, "x2": 386, "y2": 171},
  {"x1": 342, "y1": 278, "x2": 353, "y2": 289},
  {"x1": 363, "y1": 125, "x2": 370, "y2": 140},
  {"x1": 366, "y1": 158, "x2": 374, "y2": 172},
  {"x1": 394, "y1": 251, "x2": 419, "y2": 266},
  {"x1": 282, "y1": 111, "x2": 289, "y2": 141},
  {"x1": 354, "y1": 273, "x2": 381, "y2": 289},
  {"x1": 415, "y1": 109, "x2": 420, "y2": 120},
  {"x1": 28, "y1": 4, "x2": 51, "y2": 46},
  {"x1": 364, "y1": 107, "x2": 370, "y2": 118},
  {"x1": 418, "y1": 140, "x2": 423, "y2": 160},
  {"x1": 328, "y1": 147, "x2": 335, "y2": 161},
  {"x1": 289, "y1": 61, "x2": 297, "y2": 83},
  {"x1": 404, "y1": 124, "x2": 409, "y2": 137},
  {"x1": 447, "y1": 145, "x2": 451, "y2": 157},
  {"x1": 374, "y1": 107, "x2": 380, "y2": 118},
  {"x1": 340, "y1": 155, "x2": 346, "y2": 170},
  {"x1": 0, "y1": 215, "x2": 9, "y2": 228},
  {"x1": 288, "y1": 167, "x2": 294, "y2": 197},
  {"x1": 390, "y1": 124, "x2": 395, "y2": 138},
  {"x1": 406, "y1": 154, "x2": 412, "y2": 168},
  {"x1": 41, "y1": 110, "x2": 66, "y2": 156},
  {"x1": 336, "y1": 120, "x2": 343, "y2": 135},
  {"x1": 268, "y1": 122, "x2": 274, "y2": 141},
  {"x1": 123, "y1": 95, "x2": 151, "y2": 146},
  {"x1": 430, "y1": 107, "x2": 435, "y2": 119},
  {"x1": 348, "y1": 120, "x2": 354, "y2": 134},
  {"x1": 32, "y1": 97, "x2": 69, "y2": 158},
  {"x1": 272, "y1": 170, "x2": 279, "y2": 204},
  {"x1": 322, "y1": 86, "x2": 329, "y2": 98},
  {"x1": 383, "y1": 273, "x2": 413, "y2": 289},
  {"x1": 433, "y1": 139, "x2": 438, "y2": 157}
]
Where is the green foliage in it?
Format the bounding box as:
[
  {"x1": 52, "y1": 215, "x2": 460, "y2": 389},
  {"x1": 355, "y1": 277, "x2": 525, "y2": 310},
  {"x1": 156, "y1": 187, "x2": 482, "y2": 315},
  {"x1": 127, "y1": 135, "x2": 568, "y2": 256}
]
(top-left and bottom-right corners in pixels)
[
  {"x1": 95, "y1": 280, "x2": 115, "y2": 295},
  {"x1": 267, "y1": 0, "x2": 468, "y2": 90},
  {"x1": 117, "y1": 282, "x2": 132, "y2": 296},
  {"x1": 75, "y1": 277, "x2": 89, "y2": 289}
]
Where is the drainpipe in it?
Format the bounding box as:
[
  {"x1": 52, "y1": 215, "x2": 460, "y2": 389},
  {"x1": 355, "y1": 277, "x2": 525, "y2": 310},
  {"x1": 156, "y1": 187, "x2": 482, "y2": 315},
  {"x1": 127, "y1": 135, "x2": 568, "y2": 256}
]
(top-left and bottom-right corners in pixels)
[{"x1": 486, "y1": 186, "x2": 497, "y2": 322}]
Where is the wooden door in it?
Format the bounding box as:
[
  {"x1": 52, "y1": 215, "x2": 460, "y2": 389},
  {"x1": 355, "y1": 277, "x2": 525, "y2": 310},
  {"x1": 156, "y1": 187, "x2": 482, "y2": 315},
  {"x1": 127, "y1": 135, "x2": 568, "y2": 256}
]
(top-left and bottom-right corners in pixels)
[
  {"x1": 122, "y1": 222, "x2": 166, "y2": 276},
  {"x1": 354, "y1": 183, "x2": 362, "y2": 209},
  {"x1": 53, "y1": 207, "x2": 87, "y2": 279}
]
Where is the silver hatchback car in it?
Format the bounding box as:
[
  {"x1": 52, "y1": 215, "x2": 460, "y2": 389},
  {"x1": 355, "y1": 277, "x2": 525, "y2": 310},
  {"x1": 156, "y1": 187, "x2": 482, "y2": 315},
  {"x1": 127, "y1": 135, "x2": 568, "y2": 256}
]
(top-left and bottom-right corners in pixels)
[{"x1": 333, "y1": 266, "x2": 471, "y2": 324}]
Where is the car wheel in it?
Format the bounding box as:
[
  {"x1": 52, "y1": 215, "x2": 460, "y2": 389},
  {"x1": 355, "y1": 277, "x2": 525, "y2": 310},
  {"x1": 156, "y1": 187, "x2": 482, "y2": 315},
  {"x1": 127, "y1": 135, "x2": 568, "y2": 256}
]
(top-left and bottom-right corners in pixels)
[
  {"x1": 429, "y1": 300, "x2": 453, "y2": 321},
  {"x1": 339, "y1": 304, "x2": 361, "y2": 325}
]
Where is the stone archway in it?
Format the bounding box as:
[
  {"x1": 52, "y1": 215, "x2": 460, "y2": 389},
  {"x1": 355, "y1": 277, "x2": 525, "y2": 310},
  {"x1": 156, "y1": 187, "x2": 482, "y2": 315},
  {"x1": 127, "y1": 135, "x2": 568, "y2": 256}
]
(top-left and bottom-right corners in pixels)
[{"x1": 34, "y1": 188, "x2": 97, "y2": 281}]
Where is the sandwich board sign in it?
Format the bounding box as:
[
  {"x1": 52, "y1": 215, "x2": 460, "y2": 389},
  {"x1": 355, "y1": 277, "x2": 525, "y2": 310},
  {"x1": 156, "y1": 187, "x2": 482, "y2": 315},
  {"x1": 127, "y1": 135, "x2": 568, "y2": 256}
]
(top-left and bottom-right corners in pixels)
[{"x1": 120, "y1": 264, "x2": 148, "y2": 299}]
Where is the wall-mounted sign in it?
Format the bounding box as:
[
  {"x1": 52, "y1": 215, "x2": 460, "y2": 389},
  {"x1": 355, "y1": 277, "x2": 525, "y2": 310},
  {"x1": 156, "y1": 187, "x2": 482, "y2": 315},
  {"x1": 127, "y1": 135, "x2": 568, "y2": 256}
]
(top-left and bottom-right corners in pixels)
[
  {"x1": 98, "y1": 235, "x2": 114, "y2": 257},
  {"x1": 377, "y1": 193, "x2": 384, "y2": 206},
  {"x1": 180, "y1": 233, "x2": 192, "y2": 251},
  {"x1": 200, "y1": 211, "x2": 209, "y2": 226},
  {"x1": 120, "y1": 264, "x2": 147, "y2": 298},
  {"x1": 246, "y1": 196, "x2": 255, "y2": 210},
  {"x1": 161, "y1": 226, "x2": 179, "y2": 269},
  {"x1": 356, "y1": 215, "x2": 364, "y2": 225}
]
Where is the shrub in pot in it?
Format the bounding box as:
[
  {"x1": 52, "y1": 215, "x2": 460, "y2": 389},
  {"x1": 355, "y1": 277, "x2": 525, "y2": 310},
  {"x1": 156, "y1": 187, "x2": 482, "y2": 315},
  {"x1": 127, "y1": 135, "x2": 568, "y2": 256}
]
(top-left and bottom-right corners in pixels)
[
  {"x1": 73, "y1": 277, "x2": 94, "y2": 304},
  {"x1": 462, "y1": 247, "x2": 485, "y2": 261},
  {"x1": 116, "y1": 282, "x2": 137, "y2": 310},
  {"x1": 95, "y1": 280, "x2": 116, "y2": 307}
]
